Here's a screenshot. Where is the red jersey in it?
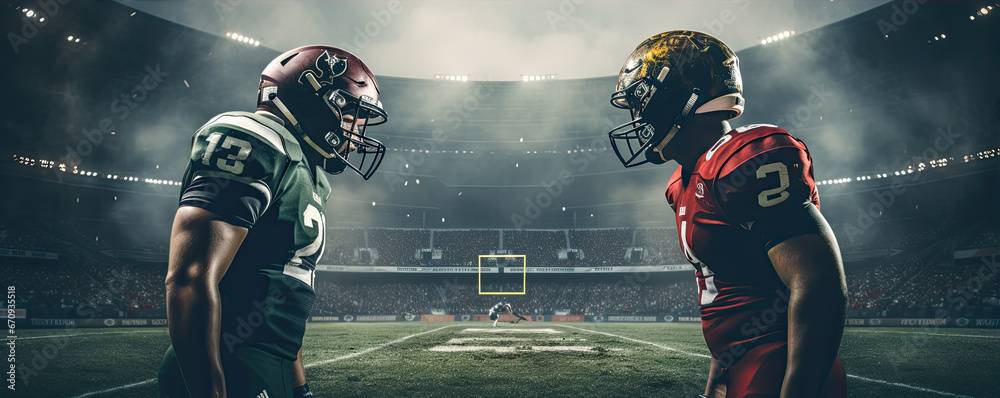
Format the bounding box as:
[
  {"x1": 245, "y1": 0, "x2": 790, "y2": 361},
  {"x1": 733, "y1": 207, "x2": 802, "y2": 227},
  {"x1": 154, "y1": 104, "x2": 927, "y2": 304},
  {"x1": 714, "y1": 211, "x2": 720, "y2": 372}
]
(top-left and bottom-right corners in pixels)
[{"x1": 665, "y1": 124, "x2": 819, "y2": 363}]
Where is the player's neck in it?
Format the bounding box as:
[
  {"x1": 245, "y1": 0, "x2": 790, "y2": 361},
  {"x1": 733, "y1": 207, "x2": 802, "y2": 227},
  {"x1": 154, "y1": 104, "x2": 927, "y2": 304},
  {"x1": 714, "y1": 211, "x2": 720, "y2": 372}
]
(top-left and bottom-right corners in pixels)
[{"x1": 674, "y1": 119, "x2": 732, "y2": 172}]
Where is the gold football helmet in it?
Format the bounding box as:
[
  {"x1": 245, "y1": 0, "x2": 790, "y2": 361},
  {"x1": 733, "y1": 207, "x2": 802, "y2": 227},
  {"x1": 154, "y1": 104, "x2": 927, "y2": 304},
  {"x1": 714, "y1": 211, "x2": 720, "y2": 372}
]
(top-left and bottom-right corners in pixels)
[{"x1": 608, "y1": 31, "x2": 744, "y2": 167}]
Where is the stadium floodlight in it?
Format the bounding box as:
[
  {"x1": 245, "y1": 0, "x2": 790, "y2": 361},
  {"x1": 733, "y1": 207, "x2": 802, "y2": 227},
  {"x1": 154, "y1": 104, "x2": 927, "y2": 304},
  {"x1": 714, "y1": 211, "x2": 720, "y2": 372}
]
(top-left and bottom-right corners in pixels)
[
  {"x1": 761, "y1": 39, "x2": 767, "y2": 45},
  {"x1": 75, "y1": 38, "x2": 80, "y2": 43},
  {"x1": 25, "y1": 10, "x2": 34, "y2": 17},
  {"x1": 67, "y1": 36, "x2": 73, "y2": 41}
]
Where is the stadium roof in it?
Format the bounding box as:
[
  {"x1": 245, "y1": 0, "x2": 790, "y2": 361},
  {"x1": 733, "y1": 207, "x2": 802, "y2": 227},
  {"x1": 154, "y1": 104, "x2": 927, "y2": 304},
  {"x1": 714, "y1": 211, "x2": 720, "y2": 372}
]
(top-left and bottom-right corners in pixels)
[{"x1": 117, "y1": 0, "x2": 887, "y2": 80}]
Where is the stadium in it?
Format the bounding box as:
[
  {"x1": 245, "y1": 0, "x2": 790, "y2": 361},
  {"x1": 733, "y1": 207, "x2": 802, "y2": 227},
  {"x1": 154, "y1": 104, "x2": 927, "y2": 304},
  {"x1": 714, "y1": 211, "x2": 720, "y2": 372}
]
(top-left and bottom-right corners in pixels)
[{"x1": 1, "y1": 0, "x2": 998, "y2": 397}]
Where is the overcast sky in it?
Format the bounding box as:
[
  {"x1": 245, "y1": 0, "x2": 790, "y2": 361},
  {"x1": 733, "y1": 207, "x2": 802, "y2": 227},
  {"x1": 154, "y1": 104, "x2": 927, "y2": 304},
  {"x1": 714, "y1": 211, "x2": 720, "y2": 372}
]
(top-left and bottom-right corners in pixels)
[{"x1": 119, "y1": 0, "x2": 886, "y2": 80}]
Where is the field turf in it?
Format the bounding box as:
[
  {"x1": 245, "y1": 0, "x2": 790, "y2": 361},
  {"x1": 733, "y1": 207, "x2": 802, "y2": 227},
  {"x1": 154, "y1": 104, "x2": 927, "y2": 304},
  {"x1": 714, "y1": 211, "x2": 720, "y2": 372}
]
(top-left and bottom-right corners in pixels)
[{"x1": 11, "y1": 323, "x2": 999, "y2": 397}]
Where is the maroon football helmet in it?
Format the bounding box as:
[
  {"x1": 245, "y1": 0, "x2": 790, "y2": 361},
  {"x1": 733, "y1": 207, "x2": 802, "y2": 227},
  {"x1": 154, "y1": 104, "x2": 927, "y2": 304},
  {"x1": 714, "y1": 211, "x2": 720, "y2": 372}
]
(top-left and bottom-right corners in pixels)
[{"x1": 257, "y1": 45, "x2": 387, "y2": 179}]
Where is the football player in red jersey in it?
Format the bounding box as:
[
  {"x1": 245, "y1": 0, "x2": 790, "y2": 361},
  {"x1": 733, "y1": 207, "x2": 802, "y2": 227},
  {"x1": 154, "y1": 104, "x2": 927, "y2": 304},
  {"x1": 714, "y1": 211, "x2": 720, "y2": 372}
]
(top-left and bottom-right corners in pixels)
[{"x1": 608, "y1": 31, "x2": 848, "y2": 398}]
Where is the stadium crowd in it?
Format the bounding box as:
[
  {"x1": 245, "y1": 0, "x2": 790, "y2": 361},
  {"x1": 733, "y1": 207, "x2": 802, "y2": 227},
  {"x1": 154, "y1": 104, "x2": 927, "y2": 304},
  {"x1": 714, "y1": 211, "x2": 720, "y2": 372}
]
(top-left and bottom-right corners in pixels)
[
  {"x1": 566, "y1": 229, "x2": 632, "y2": 266},
  {"x1": 311, "y1": 280, "x2": 701, "y2": 316},
  {"x1": 5, "y1": 216, "x2": 999, "y2": 320},
  {"x1": 313, "y1": 227, "x2": 692, "y2": 267},
  {"x1": 503, "y1": 230, "x2": 566, "y2": 265}
]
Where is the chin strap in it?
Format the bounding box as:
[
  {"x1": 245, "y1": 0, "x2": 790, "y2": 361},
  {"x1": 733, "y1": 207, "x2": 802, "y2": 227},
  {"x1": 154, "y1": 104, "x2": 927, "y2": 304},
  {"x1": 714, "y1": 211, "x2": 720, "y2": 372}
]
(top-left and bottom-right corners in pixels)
[
  {"x1": 300, "y1": 134, "x2": 335, "y2": 159},
  {"x1": 265, "y1": 88, "x2": 336, "y2": 160}
]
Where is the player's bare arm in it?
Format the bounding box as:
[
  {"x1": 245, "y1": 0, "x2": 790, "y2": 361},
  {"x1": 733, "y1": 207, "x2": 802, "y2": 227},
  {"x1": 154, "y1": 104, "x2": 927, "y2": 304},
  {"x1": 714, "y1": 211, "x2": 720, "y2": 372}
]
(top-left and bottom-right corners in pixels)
[
  {"x1": 767, "y1": 211, "x2": 847, "y2": 398},
  {"x1": 294, "y1": 347, "x2": 306, "y2": 387},
  {"x1": 703, "y1": 357, "x2": 727, "y2": 398},
  {"x1": 165, "y1": 206, "x2": 248, "y2": 398}
]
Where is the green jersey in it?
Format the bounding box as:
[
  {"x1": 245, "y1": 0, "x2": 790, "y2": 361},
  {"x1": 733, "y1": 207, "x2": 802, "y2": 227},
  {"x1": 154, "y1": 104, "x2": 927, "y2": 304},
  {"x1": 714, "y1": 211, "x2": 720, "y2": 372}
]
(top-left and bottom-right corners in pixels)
[{"x1": 178, "y1": 111, "x2": 329, "y2": 360}]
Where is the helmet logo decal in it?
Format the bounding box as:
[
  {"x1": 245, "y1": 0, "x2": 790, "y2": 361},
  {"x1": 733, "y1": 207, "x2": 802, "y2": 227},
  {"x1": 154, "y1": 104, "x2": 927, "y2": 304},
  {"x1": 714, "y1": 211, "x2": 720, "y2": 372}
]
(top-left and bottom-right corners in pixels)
[
  {"x1": 298, "y1": 50, "x2": 349, "y2": 87},
  {"x1": 323, "y1": 51, "x2": 349, "y2": 78}
]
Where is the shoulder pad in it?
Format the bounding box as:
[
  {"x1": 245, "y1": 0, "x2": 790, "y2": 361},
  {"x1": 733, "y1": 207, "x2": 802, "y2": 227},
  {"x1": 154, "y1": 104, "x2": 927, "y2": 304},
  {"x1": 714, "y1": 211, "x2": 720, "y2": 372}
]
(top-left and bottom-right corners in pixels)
[
  {"x1": 200, "y1": 112, "x2": 303, "y2": 160},
  {"x1": 697, "y1": 125, "x2": 801, "y2": 180}
]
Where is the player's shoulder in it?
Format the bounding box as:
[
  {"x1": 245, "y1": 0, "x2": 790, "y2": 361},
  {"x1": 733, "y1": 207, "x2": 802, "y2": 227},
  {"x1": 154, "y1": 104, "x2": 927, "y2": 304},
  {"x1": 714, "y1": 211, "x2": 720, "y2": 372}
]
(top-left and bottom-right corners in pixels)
[
  {"x1": 197, "y1": 111, "x2": 303, "y2": 160},
  {"x1": 697, "y1": 124, "x2": 808, "y2": 179}
]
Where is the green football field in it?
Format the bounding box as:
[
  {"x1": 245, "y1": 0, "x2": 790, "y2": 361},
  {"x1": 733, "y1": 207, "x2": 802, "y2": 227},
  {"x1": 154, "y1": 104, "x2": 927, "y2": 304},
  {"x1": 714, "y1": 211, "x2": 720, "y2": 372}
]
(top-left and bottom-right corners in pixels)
[{"x1": 10, "y1": 322, "x2": 999, "y2": 397}]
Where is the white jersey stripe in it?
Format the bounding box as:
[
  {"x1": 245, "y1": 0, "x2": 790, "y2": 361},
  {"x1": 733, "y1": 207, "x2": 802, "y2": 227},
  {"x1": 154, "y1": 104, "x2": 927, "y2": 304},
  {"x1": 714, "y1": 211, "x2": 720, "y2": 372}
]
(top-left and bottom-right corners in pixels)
[{"x1": 214, "y1": 115, "x2": 287, "y2": 155}]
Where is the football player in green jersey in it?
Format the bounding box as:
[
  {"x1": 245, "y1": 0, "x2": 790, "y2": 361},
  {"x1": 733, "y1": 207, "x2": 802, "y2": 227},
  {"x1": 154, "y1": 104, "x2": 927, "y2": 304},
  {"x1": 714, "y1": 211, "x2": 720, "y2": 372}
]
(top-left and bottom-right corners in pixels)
[{"x1": 158, "y1": 45, "x2": 387, "y2": 398}]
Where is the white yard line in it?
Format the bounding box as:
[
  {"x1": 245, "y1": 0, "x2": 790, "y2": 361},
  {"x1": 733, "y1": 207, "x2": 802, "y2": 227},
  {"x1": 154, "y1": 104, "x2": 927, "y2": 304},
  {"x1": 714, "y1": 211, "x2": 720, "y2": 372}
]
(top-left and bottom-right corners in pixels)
[
  {"x1": 446, "y1": 337, "x2": 586, "y2": 344},
  {"x1": 429, "y1": 345, "x2": 516, "y2": 353},
  {"x1": 68, "y1": 378, "x2": 156, "y2": 398},
  {"x1": 553, "y1": 324, "x2": 711, "y2": 358},
  {"x1": 555, "y1": 324, "x2": 975, "y2": 398},
  {"x1": 846, "y1": 375, "x2": 975, "y2": 398},
  {"x1": 69, "y1": 325, "x2": 456, "y2": 397},
  {"x1": 461, "y1": 328, "x2": 561, "y2": 333},
  {"x1": 304, "y1": 325, "x2": 455, "y2": 368}
]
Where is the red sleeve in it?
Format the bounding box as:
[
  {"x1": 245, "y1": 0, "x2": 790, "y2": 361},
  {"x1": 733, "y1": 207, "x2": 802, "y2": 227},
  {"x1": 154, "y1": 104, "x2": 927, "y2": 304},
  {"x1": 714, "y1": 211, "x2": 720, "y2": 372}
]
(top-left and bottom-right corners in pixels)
[
  {"x1": 665, "y1": 167, "x2": 683, "y2": 211},
  {"x1": 713, "y1": 133, "x2": 818, "y2": 224}
]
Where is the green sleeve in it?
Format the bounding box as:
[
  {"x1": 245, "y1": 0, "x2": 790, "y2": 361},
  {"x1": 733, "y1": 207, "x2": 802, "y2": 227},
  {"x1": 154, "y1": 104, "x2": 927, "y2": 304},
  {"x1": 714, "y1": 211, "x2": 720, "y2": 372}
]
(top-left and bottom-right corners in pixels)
[{"x1": 184, "y1": 121, "x2": 290, "y2": 207}]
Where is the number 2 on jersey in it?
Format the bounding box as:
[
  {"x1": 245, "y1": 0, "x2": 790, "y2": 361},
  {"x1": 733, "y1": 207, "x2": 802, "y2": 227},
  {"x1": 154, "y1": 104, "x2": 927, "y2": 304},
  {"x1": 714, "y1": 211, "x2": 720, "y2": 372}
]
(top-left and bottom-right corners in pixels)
[{"x1": 756, "y1": 162, "x2": 789, "y2": 207}]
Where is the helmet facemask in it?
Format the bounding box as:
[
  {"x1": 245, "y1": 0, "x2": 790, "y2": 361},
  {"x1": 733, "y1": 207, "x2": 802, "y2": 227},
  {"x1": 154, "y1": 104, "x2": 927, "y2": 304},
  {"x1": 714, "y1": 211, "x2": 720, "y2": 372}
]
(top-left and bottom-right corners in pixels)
[
  {"x1": 608, "y1": 67, "x2": 701, "y2": 167},
  {"x1": 318, "y1": 88, "x2": 387, "y2": 179}
]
